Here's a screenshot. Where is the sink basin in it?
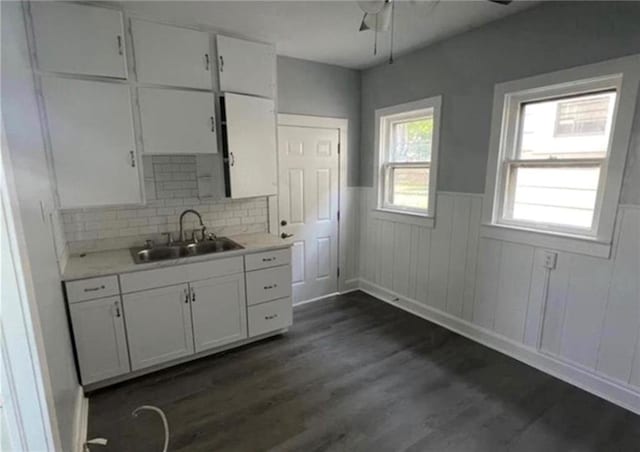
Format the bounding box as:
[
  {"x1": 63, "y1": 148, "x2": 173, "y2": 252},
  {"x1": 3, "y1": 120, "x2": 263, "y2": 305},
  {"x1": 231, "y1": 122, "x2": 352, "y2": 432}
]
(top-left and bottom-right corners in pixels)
[
  {"x1": 185, "y1": 237, "x2": 244, "y2": 255},
  {"x1": 130, "y1": 237, "x2": 243, "y2": 264}
]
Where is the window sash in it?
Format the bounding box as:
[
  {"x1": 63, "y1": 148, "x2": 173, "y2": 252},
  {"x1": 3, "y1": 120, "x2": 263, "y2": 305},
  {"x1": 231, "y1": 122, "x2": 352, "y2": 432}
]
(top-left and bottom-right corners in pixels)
[
  {"x1": 499, "y1": 158, "x2": 604, "y2": 233},
  {"x1": 382, "y1": 162, "x2": 430, "y2": 212}
]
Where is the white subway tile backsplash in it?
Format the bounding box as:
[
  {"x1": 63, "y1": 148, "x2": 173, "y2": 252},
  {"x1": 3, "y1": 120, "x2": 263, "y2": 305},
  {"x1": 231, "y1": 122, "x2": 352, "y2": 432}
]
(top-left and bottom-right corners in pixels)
[{"x1": 62, "y1": 155, "x2": 268, "y2": 253}]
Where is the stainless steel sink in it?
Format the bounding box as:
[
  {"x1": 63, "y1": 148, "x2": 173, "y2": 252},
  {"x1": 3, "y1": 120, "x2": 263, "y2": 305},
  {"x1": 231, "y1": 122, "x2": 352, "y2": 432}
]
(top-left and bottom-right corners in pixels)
[{"x1": 130, "y1": 237, "x2": 243, "y2": 264}]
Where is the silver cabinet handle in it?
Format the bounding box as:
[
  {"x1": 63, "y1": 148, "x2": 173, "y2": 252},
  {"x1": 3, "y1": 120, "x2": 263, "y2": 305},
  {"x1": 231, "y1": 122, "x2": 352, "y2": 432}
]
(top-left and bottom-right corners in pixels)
[
  {"x1": 229, "y1": 152, "x2": 235, "y2": 166},
  {"x1": 84, "y1": 285, "x2": 105, "y2": 292},
  {"x1": 184, "y1": 288, "x2": 189, "y2": 304},
  {"x1": 205, "y1": 53, "x2": 210, "y2": 71},
  {"x1": 263, "y1": 284, "x2": 278, "y2": 290},
  {"x1": 114, "y1": 301, "x2": 121, "y2": 318},
  {"x1": 210, "y1": 116, "x2": 215, "y2": 133},
  {"x1": 265, "y1": 314, "x2": 278, "y2": 320},
  {"x1": 191, "y1": 289, "x2": 196, "y2": 303},
  {"x1": 129, "y1": 150, "x2": 136, "y2": 168},
  {"x1": 117, "y1": 35, "x2": 123, "y2": 55},
  {"x1": 262, "y1": 257, "x2": 275, "y2": 262},
  {"x1": 281, "y1": 233, "x2": 293, "y2": 239},
  {"x1": 219, "y1": 55, "x2": 224, "y2": 72}
]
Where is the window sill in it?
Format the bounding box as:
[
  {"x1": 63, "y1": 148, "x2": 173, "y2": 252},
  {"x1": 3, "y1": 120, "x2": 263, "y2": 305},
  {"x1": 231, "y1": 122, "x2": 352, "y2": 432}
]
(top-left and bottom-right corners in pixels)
[
  {"x1": 372, "y1": 208, "x2": 435, "y2": 228},
  {"x1": 480, "y1": 223, "x2": 612, "y2": 258}
]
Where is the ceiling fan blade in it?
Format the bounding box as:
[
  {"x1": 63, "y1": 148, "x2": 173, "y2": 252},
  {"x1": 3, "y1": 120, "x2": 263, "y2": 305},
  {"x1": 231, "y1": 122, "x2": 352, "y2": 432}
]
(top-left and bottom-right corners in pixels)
[
  {"x1": 488, "y1": 0, "x2": 513, "y2": 4},
  {"x1": 359, "y1": 13, "x2": 370, "y2": 31}
]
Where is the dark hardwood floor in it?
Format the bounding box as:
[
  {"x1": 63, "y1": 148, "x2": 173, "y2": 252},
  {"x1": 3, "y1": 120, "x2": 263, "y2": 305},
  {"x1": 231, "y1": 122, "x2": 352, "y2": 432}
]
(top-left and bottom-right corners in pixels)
[{"x1": 87, "y1": 291, "x2": 640, "y2": 452}]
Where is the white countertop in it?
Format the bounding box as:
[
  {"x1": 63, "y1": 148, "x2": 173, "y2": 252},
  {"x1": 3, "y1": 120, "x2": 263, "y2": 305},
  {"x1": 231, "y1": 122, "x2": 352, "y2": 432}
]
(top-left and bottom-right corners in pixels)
[{"x1": 62, "y1": 232, "x2": 291, "y2": 281}]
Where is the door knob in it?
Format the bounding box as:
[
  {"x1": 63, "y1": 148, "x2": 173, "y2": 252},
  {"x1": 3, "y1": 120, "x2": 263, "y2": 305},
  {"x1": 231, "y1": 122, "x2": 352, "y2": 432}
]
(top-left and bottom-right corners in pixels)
[
  {"x1": 281, "y1": 232, "x2": 293, "y2": 239},
  {"x1": 280, "y1": 220, "x2": 287, "y2": 226}
]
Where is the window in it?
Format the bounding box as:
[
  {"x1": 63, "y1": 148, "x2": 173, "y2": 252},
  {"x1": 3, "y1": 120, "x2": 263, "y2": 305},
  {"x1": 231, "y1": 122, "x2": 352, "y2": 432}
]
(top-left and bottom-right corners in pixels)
[
  {"x1": 505, "y1": 91, "x2": 616, "y2": 230},
  {"x1": 375, "y1": 96, "x2": 441, "y2": 222},
  {"x1": 483, "y1": 56, "x2": 640, "y2": 256}
]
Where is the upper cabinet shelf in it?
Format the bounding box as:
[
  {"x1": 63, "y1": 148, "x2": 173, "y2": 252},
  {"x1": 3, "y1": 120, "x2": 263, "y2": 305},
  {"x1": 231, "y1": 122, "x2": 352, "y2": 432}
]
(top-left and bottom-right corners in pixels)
[
  {"x1": 217, "y1": 35, "x2": 276, "y2": 99},
  {"x1": 30, "y1": 2, "x2": 127, "y2": 79},
  {"x1": 131, "y1": 20, "x2": 213, "y2": 90}
]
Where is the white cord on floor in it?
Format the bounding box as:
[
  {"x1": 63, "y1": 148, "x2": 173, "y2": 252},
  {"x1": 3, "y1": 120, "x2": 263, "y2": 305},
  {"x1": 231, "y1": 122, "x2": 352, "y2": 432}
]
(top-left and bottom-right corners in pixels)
[{"x1": 132, "y1": 405, "x2": 170, "y2": 452}]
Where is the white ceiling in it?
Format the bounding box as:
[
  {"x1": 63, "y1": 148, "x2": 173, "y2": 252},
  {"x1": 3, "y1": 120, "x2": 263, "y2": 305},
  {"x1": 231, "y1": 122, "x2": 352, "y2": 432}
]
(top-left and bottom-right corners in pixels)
[{"x1": 123, "y1": 1, "x2": 539, "y2": 69}]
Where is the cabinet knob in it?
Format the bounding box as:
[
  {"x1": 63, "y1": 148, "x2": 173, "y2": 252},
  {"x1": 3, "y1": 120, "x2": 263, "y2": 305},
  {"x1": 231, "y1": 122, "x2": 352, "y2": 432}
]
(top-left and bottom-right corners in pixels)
[
  {"x1": 117, "y1": 35, "x2": 123, "y2": 56},
  {"x1": 280, "y1": 220, "x2": 287, "y2": 226},
  {"x1": 219, "y1": 55, "x2": 224, "y2": 72},
  {"x1": 281, "y1": 232, "x2": 293, "y2": 239}
]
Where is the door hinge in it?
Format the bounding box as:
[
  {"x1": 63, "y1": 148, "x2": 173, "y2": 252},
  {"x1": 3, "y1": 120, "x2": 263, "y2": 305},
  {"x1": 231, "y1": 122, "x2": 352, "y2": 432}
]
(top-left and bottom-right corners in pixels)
[{"x1": 337, "y1": 210, "x2": 340, "y2": 221}]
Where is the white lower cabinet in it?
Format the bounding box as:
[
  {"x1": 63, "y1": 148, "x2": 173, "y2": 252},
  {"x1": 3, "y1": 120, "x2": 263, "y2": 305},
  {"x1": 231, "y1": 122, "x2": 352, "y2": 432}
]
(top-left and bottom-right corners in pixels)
[
  {"x1": 191, "y1": 274, "x2": 247, "y2": 352},
  {"x1": 66, "y1": 248, "x2": 292, "y2": 386},
  {"x1": 123, "y1": 284, "x2": 194, "y2": 371},
  {"x1": 69, "y1": 296, "x2": 130, "y2": 384}
]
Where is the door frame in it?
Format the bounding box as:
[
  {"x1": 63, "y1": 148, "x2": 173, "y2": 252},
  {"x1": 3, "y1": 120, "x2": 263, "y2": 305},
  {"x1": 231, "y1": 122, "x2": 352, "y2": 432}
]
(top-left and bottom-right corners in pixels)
[{"x1": 271, "y1": 114, "x2": 349, "y2": 299}]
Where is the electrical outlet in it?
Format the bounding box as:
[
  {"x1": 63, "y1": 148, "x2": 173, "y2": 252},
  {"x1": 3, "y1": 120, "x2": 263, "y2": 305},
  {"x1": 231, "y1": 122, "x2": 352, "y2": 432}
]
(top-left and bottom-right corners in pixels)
[{"x1": 543, "y1": 251, "x2": 557, "y2": 270}]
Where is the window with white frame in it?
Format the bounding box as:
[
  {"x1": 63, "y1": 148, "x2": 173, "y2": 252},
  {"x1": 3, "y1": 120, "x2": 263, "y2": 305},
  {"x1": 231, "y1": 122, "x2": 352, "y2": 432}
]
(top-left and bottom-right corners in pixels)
[
  {"x1": 376, "y1": 96, "x2": 441, "y2": 218},
  {"x1": 484, "y1": 56, "x2": 640, "y2": 253}
]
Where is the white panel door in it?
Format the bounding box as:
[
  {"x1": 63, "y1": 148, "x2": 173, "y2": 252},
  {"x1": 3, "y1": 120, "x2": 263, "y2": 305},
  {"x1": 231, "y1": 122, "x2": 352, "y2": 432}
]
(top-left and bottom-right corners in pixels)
[
  {"x1": 278, "y1": 125, "x2": 339, "y2": 303},
  {"x1": 217, "y1": 35, "x2": 275, "y2": 98},
  {"x1": 123, "y1": 284, "x2": 194, "y2": 371},
  {"x1": 190, "y1": 274, "x2": 247, "y2": 353},
  {"x1": 225, "y1": 93, "x2": 277, "y2": 197},
  {"x1": 41, "y1": 77, "x2": 141, "y2": 208},
  {"x1": 30, "y1": 2, "x2": 127, "y2": 78},
  {"x1": 131, "y1": 19, "x2": 212, "y2": 89},
  {"x1": 69, "y1": 297, "x2": 130, "y2": 384},
  {"x1": 138, "y1": 88, "x2": 217, "y2": 154}
]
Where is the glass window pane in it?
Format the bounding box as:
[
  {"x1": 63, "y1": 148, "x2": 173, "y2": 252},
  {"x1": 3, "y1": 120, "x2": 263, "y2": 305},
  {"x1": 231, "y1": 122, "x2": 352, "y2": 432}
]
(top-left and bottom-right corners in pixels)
[
  {"x1": 390, "y1": 116, "x2": 433, "y2": 162},
  {"x1": 518, "y1": 91, "x2": 616, "y2": 160},
  {"x1": 390, "y1": 167, "x2": 429, "y2": 210},
  {"x1": 505, "y1": 165, "x2": 601, "y2": 229}
]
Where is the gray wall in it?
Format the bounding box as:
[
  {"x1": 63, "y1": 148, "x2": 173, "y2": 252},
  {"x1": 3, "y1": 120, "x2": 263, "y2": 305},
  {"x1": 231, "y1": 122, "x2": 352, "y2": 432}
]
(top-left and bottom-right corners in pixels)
[
  {"x1": 1, "y1": 3, "x2": 80, "y2": 450},
  {"x1": 360, "y1": 1, "x2": 640, "y2": 197},
  {"x1": 277, "y1": 56, "x2": 361, "y2": 187}
]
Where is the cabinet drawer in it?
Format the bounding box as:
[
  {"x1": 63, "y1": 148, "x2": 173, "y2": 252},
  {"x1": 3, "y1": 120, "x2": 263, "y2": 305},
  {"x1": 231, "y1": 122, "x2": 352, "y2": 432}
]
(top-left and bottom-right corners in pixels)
[
  {"x1": 246, "y1": 265, "x2": 291, "y2": 305},
  {"x1": 248, "y1": 297, "x2": 292, "y2": 337},
  {"x1": 245, "y1": 248, "x2": 291, "y2": 271},
  {"x1": 66, "y1": 276, "x2": 119, "y2": 303}
]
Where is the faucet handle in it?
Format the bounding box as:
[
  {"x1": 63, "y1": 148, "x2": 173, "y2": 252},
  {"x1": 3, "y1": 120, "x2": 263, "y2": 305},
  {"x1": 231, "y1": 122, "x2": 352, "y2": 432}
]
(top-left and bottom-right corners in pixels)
[{"x1": 161, "y1": 232, "x2": 173, "y2": 246}]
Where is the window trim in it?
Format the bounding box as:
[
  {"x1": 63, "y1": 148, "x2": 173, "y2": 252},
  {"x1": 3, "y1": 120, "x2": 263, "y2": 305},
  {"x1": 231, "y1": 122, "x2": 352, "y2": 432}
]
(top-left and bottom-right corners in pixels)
[
  {"x1": 483, "y1": 55, "x2": 640, "y2": 257},
  {"x1": 373, "y1": 96, "x2": 442, "y2": 227}
]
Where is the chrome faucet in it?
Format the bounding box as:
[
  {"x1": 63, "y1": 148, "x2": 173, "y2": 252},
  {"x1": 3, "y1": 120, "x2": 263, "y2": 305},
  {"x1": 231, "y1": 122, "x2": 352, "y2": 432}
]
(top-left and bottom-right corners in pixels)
[{"x1": 178, "y1": 209, "x2": 206, "y2": 242}]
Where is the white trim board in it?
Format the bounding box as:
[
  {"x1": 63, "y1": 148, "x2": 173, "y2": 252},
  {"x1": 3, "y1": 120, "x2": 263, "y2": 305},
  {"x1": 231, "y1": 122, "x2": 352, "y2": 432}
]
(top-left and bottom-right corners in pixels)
[
  {"x1": 357, "y1": 279, "x2": 640, "y2": 416},
  {"x1": 72, "y1": 389, "x2": 89, "y2": 452}
]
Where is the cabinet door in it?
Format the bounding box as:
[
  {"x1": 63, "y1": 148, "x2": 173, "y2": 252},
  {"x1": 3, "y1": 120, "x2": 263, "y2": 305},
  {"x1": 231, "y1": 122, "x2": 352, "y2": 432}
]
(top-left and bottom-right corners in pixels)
[
  {"x1": 132, "y1": 19, "x2": 212, "y2": 89},
  {"x1": 30, "y1": 2, "x2": 127, "y2": 78},
  {"x1": 225, "y1": 93, "x2": 277, "y2": 198},
  {"x1": 139, "y1": 88, "x2": 218, "y2": 154},
  {"x1": 217, "y1": 35, "x2": 275, "y2": 98},
  {"x1": 122, "y1": 284, "x2": 194, "y2": 371},
  {"x1": 69, "y1": 297, "x2": 130, "y2": 384},
  {"x1": 41, "y1": 77, "x2": 141, "y2": 208},
  {"x1": 190, "y1": 274, "x2": 247, "y2": 353}
]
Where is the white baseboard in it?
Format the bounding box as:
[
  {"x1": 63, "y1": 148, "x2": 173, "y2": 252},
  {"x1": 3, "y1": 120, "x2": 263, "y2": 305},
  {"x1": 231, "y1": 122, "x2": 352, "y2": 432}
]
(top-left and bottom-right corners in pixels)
[
  {"x1": 72, "y1": 388, "x2": 89, "y2": 452},
  {"x1": 357, "y1": 278, "x2": 640, "y2": 416},
  {"x1": 293, "y1": 292, "x2": 340, "y2": 307}
]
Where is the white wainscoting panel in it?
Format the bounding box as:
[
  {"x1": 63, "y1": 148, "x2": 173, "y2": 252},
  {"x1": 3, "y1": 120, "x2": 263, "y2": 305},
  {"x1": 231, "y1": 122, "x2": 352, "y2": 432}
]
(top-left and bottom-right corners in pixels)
[{"x1": 358, "y1": 189, "x2": 640, "y2": 412}]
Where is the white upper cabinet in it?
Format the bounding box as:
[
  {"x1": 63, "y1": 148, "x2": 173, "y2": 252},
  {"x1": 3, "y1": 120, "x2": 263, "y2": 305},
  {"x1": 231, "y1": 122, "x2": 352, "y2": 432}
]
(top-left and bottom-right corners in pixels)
[
  {"x1": 138, "y1": 88, "x2": 218, "y2": 154},
  {"x1": 41, "y1": 77, "x2": 142, "y2": 208},
  {"x1": 131, "y1": 19, "x2": 212, "y2": 90},
  {"x1": 225, "y1": 93, "x2": 277, "y2": 198},
  {"x1": 30, "y1": 2, "x2": 127, "y2": 78},
  {"x1": 217, "y1": 35, "x2": 275, "y2": 98}
]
